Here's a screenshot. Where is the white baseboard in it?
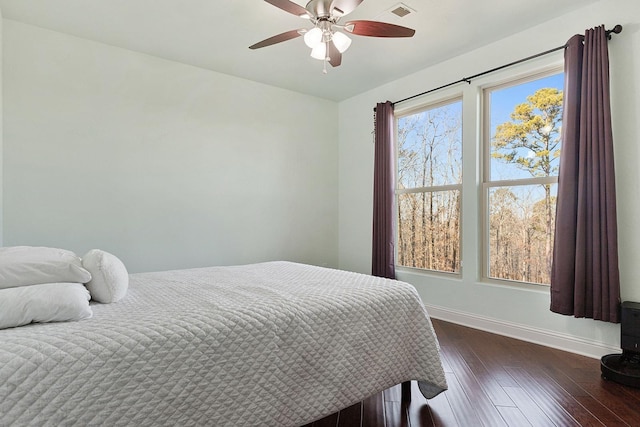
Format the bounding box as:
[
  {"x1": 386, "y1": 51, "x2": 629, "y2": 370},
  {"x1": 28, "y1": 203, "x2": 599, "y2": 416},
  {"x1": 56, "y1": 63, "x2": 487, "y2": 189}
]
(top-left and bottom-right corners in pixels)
[{"x1": 424, "y1": 304, "x2": 621, "y2": 360}]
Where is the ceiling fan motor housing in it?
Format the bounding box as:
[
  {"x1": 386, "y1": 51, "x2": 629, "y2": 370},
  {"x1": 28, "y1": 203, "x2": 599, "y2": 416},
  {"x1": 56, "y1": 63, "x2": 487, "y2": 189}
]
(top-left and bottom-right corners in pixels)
[{"x1": 306, "y1": 0, "x2": 341, "y2": 19}]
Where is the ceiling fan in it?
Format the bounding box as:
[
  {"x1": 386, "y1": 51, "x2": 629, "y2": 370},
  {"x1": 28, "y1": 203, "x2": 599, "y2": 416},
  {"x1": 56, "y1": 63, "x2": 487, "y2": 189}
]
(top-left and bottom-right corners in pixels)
[{"x1": 249, "y1": 0, "x2": 416, "y2": 73}]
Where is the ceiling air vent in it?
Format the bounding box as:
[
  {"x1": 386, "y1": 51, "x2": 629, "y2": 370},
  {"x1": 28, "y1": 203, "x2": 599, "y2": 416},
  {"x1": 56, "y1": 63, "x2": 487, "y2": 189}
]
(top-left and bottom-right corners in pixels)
[{"x1": 390, "y1": 4, "x2": 413, "y2": 18}]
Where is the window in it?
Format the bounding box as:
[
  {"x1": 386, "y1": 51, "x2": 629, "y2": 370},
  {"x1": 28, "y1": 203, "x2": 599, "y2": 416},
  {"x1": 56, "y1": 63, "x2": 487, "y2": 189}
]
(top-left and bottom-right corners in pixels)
[
  {"x1": 396, "y1": 98, "x2": 463, "y2": 274},
  {"x1": 483, "y1": 71, "x2": 563, "y2": 285}
]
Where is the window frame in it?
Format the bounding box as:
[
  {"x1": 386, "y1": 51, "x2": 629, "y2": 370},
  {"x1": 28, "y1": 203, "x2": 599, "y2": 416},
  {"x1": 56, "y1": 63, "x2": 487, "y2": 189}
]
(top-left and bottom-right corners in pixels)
[
  {"x1": 480, "y1": 67, "x2": 564, "y2": 288},
  {"x1": 394, "y1": 95, "x2": 464, "y2": 277}
]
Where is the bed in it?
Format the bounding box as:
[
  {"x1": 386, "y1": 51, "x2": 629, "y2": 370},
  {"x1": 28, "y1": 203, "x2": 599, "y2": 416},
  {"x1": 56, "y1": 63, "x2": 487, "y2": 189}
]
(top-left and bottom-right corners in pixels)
[{"x1": 0, "y1": 260, "x2": 446, "y2": 426}]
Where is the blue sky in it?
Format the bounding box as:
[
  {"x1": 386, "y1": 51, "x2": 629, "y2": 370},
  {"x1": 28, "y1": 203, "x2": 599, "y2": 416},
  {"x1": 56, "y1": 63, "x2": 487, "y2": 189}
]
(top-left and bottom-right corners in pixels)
[
  {"x1": 489, "y1": 72, "x2": 564, "y2": 181},
  {"x1": 397, "y1": 72, "x2": 563, "y2": 191}
]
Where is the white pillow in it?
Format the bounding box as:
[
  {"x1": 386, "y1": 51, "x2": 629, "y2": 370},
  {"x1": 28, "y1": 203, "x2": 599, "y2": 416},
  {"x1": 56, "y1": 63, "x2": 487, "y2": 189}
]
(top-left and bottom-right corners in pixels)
[
  {"x1": 0, "y1": 246, "x2": 92, "y2": 289},
  {"x1": 0, "y1": 282, "x2": 93, "y2": 329},
  {"x1": 82, "y1": 249, "x2": 129, "y2": 303}
]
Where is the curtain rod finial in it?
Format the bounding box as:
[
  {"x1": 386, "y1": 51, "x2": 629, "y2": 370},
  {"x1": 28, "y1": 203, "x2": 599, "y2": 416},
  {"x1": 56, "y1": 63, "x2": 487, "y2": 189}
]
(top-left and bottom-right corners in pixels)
[{"x1": 607, "y1": 24, "x2": 623, "y2": 39}]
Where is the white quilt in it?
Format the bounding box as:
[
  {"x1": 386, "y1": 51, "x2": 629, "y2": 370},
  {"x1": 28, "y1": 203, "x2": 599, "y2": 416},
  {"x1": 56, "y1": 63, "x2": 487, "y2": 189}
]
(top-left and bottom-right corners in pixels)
[{"x1": 0, "y1": 261, "x2": 446, "y2": 426}]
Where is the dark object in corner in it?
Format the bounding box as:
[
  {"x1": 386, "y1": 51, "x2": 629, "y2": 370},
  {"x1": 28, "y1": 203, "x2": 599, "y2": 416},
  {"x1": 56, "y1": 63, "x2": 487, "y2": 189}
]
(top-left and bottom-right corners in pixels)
[
  {"x1": 601, "y1": 354, "x2": 640, "y2": 388},
  {"x1": 601, "y1": 301, "x2": 640, "y2": 388}
]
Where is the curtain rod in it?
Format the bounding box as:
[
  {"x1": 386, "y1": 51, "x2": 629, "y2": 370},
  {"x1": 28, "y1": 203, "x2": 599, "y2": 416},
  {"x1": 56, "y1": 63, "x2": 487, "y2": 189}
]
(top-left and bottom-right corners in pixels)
[{"x1": 378, "y1": 24, "x2": 623, "y2": 110}]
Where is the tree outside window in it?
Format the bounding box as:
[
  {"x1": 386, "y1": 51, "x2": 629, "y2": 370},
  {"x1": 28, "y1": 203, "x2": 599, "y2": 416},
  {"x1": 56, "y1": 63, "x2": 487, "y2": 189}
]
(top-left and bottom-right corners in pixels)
[
  {"x1": 485, "y1": 72, "x2": 563, "y2": 285},
  {"x1": 396, "y1": 99, "x2": 463, "y2": 273}
]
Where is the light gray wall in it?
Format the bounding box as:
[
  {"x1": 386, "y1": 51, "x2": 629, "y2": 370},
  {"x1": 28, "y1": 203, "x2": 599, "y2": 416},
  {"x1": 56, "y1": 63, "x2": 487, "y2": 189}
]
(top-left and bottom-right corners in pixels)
[
  {"x1": 3, "y1": 20, "x2": 339, "y2": 273},
  {"x1": 338, "y1": 0, "x2": 640, "y2": 353}
]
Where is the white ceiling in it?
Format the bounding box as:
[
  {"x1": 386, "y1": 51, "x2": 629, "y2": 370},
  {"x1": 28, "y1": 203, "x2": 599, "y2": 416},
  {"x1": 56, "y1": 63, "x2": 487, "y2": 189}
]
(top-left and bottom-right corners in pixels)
[{"x1": 0, "y1": 0, "x2": 597, "y2": 101}]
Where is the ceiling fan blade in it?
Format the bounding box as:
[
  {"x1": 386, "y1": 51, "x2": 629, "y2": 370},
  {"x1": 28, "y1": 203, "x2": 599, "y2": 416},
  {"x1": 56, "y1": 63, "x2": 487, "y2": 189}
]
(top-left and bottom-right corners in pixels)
[
  {"x1": 327, "y1": 41, "x2": 342, "y2": 67},
  {"x1": 264, "y1": 0, "x2": 310, "y2": 17},
  {"x1": 249, "y1": 29, "x2": 304, "y2": 49},
  {"x1": 344, "y1": 20, "x2": 415, "y2": 37},
  {"x1": 330, "y1": 0, "x2": 364, "y2": 16}
]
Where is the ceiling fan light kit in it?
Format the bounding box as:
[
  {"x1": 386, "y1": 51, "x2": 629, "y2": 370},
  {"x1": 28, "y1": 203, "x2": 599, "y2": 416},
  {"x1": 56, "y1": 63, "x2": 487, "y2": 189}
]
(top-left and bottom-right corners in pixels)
[
  {"x1": 311, "y1": 43, "x2": 327, "y2": 60},
  {"x1": 332, "y1": 31, "x2": 352, "y2": 53},
  {"x1": 303, "y1": 27, "x2": 323, "y2": 48},
  {"x1": 249, "y1": 0, "x2": 416, "y2": 73}
]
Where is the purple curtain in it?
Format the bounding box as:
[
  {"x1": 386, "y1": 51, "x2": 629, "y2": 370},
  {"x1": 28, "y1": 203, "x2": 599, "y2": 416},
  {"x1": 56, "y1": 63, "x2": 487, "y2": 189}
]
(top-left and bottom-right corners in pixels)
[
  {"x1": 550, "y1": 26, "x2": 620, "y2": 323},
  {"x1": 372, "y1": 101, "x2": 396, "y2": 279}
]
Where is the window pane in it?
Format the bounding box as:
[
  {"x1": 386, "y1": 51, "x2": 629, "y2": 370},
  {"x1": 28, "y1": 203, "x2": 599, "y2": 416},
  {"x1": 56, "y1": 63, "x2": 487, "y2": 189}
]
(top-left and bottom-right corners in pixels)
[
  {"x1": 488, "y1": 74, "x2": 563, "y2": 181},
  {"x1": 488, "y1": 184, "x2": 557, "y2": 284},
  {"x1": 398, "y1": 101, "x2": 462, "y2": 189},
  {"x1": 397, "y1": 190, "x2": 460, "y2": 273}
]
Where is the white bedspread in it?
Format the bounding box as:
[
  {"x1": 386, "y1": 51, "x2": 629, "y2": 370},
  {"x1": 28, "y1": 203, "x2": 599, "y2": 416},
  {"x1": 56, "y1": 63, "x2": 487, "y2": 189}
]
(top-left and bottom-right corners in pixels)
[{"x1": 0, "y1": 261, "x2": 446, "y2": 426}]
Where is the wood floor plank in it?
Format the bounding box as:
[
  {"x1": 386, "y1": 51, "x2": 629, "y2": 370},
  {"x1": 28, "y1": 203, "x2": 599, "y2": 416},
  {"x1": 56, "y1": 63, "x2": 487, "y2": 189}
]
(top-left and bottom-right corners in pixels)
[
  {"x1": 502, "y1": 385, "x2": 555, "y2": 426},
  {"x1": 536, "y1": 363, "x2": 593, "y2": 399},
  {"x1": 513, "y1": 364, "x2": 607, "y2": 427},
  {"x1": 439, "y1": 371, "x2": 482, "y2": 426},
  {"x1": 424, "y1": 392, "x2": 459, "y2": 427},
  {"x1": 496, "y1": 405, "x2": 533, "y2": 426},
  {"x1": 573, "y1": 395, "x2": 628, "y2": 427},
  {"x1": 448, "y1": 333, "x2": 515, "y2": 407},
  {"x1": 442, "y1": 344, "x2": 508, "y2": 426},
  {"x1": 383, "y1": 383, "x2": 402, "y2": 403},
  {"x1": 362, "y1": 390, "x2": 385, "y2": 427},
  {"x1": 578, "y1": 380, "x2": 640, "y2": 424},
  {"x1": 594, "y1": 373, "x2": 640, "y2": 403},
  {"x1": 383, "y1": 401, "x2": 410, "y2": 427},
  {"x1": 306, "y1": 319, "x2": 640, "y2": 427},
  {"x1": 404, "y1": 380, "x2": 436, "y2": 427},
  {"x1": 495, "y1": 335, "x2": 623, "y2": 426},
  {"x1": 311, "y1": 412, "x2": 338, "y2": 427},
  {"x1": 505, "y1": 366, "x2": 581, "y2": 427},
  {"x1": 435, "y1": 322, "x2": 519, "y2": 388},
  {"x1": 406, "y1": 404, "x2": 436, "y2": 427},
  {"x1": 337, "y1": 401, "x2": 362, "y2": 427}
]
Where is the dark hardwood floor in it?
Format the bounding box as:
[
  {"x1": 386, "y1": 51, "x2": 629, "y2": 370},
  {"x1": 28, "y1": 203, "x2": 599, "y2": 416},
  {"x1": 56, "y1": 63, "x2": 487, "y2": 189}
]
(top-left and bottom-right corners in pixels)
[{"x1": 302, "y1": 319, "x2": 640, "y2": 426}]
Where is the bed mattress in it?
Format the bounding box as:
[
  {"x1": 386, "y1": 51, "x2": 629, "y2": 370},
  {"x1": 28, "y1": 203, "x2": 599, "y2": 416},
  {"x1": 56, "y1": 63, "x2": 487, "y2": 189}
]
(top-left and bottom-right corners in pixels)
[{"x1": 0, "y1": 261, "x2": 446, "y2": 426}]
